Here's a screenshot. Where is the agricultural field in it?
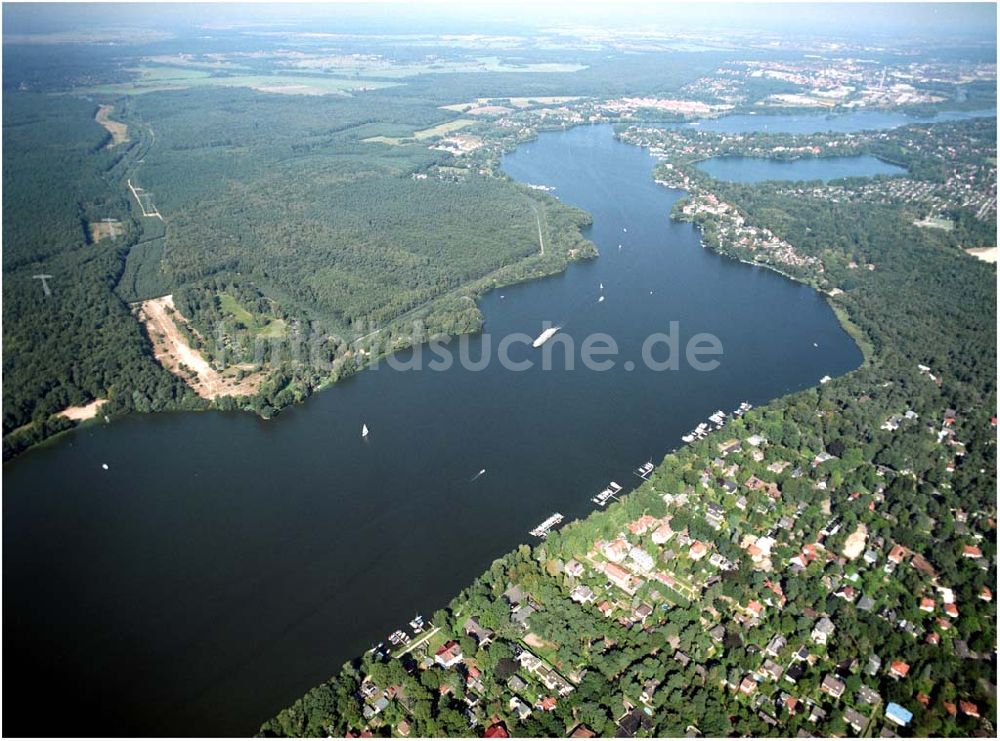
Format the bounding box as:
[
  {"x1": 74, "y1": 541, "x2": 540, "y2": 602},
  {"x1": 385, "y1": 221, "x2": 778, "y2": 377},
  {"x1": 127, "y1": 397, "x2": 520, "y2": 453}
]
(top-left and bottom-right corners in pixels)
[
  {"x1": 363, "y1": 118, "x2": 475, "y2": 145},
  {"x1": 80, "y1": 65, "x2": 399, "y2": 96}
]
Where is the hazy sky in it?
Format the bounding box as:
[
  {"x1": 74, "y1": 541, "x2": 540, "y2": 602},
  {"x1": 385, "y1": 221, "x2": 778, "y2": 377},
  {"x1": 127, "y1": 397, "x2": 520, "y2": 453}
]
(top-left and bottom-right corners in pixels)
[{"x1": 3, "y1": 2, "x2": 997, "y2": 41}]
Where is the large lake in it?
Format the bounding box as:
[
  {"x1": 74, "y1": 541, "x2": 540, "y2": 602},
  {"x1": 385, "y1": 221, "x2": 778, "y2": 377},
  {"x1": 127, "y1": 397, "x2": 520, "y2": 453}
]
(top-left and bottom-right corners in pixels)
[
  {"x1": 696, "y1": 154, "x2": 906, "y2": 182},
  {"x1": 3, "y1": 122, "x2": 865, "y2": 735}
]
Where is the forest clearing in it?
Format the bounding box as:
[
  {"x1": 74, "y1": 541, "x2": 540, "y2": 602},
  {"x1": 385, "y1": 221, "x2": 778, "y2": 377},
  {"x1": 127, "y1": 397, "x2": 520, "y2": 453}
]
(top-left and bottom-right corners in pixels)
[
  {"x1": 95, "y1": 104, "x2": 128, "y2": 146},
  {"x1": 135, "y1": 295, "x2": 261, "y2": 399}
]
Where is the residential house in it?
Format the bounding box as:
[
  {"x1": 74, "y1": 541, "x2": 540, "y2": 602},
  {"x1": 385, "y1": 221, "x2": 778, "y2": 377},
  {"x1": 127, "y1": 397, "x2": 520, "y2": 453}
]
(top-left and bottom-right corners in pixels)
[
  {"x1": 718, "y1": 439, "x2": 741, "y2": 456},
  {"x1": 639, "y1": 678, "x2": 661, "y2": 705},
  {"x1": 812, "y1": 616, "x2": 835, "y2": 645},
  {"x1": 535, "y1": 696, "x2": 557, "y2": 712},
  {"x1": 962, "y1": 544, "x2": 983, "y2": 559},
  {"x1": 604, "y1": 562, "x2": 641, "y2": 595},
  {"x1": 435, "y1": 641, "x2": 464, "y2": 668},
  {"x1": 627, "y1": 515, "x2": 658, "y2": 536},
  {"x1": 629, "y1": 546, "x2": 656, "y2": 573},
  {"x1": 508, "y1": 696, "x2": 532, "y2": 721},
  {"x1": 820, "y1": 674, "x2": 846, "y2": 700},
  {"x1": 862, "y1": 653, "x2": 881, "y2": 676},
  {"x1": 959, "y1": 700, "x2": 979, "y2": 718},
  {"x1": 844, "y1": 708, "x2": 868, "y2": 733},
  {"x1": 652, "y1": 519, "x2": 675, "y2": 545},
  {"x1": 602, "y1": 538, "x2": 630, "y2": 563},
  {"x1": 888, "y1": 661, "x2": 909, "y2": 679},
  {"x1": 857, "y1": 686, "x2": 882, "y2": 706},
  {"x1": 484, "y1": 722, "x2": 509, "y2": 738},
  {"x1": 503, "y1": 584, "x2": 527, "y2": 609},
  {"x1": 464, "y1": 617, "x2": 494, "y2": 647},
  {"x1": 705, "y1": 502, "x2": 725, "y2": 529},
  {"x1": 885, "y1": 703, "x2": 913, "y2": 727},
  {"x1": 571, "y1": 585, "x2": 596, "y2": 604},
  {"x1": 765, "y1": 635, "x2": 787, "y2": 658},
  {"x1": 784, "y1": 664, "x2": 805, "y2": 684},
  {"x1": 564, "y1": 559, "x2": 585, "y2": 577},
  {"x1": 689, "y1": 541, "x2": 709, "y2": 561},
  {"x1": 760, "y1": 659, "x2": 783, "y2": 682},
  {"x1": 511, "y1": 603, "x2": 536, "y2": 628}
]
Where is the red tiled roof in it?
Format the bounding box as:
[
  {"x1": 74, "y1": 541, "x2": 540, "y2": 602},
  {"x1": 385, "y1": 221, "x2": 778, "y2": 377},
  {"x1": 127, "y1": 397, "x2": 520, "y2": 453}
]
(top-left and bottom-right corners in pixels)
[
  {"x1": 890, "y1": 660, "x2": 910, "y2": 678},
  {"x1": 485, "y1": 722, "x2": 510, "y2": 738},
  {"x1": 959, "y1": 700, "x2": 979, "y2": 717}
]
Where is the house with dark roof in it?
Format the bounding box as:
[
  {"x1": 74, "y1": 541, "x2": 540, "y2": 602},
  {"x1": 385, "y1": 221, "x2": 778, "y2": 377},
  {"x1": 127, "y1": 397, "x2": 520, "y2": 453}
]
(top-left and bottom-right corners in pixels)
[
  {"x1": 844, "y1": 707, "x2": 868, "y2": 733},
  {"x1": 857, "y1": 686, "x2": 882, "y2": 706},
  {"x1": 464, "y1": 617, "x2": 494, "y2": 647},
  {"x1": 820, "y1": 674, "x2": 846, "y2": 699}
]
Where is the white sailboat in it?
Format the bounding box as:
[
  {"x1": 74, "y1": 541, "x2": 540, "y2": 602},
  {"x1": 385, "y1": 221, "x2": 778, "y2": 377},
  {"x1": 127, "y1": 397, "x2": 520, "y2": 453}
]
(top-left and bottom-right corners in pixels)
[
  {"x1": 600, "y1": 282, "x2": 604, "y2": 291},
  {"x1": 362, "y1": 423, "x2": 369, "y2": 438}
]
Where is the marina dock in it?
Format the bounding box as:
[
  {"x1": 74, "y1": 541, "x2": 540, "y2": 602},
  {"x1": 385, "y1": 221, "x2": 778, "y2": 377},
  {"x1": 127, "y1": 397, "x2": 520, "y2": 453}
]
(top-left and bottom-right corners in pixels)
[
  {"x1": 634, "y1": 461, "x2": 655, "y2": 479},
  {"x1": 530, "y1": 512, "x2": 564, "y2": 538},
  {"x1": 681, "y1": 402, "x2": 753, "y2": 443},
  {"x1": 591, "y1": 481, "x2": 623, "y2": 506}
]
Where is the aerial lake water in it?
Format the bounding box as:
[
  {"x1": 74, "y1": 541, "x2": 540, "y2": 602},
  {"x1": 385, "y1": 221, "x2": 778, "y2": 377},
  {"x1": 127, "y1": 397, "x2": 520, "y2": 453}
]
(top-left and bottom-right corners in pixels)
[
  {"x1": 695, "y1": 154, "x2": 907, "y2": 183},
  {"x1": 3, "y1": 120, "x2": 872, "y2": 735},
  {"x1": 668, "y1": 107, "x2": 997, "y2": 134}
]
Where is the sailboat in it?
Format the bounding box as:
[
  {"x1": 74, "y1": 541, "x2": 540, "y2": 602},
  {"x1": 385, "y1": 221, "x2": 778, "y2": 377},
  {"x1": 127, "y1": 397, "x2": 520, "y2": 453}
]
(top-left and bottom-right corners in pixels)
[
  {"x1": 600, "y1": 282, "x2": 604, "y2": 291},
  {"x1": 362, "y1": 423, "x2": 369, "y2": 438}
]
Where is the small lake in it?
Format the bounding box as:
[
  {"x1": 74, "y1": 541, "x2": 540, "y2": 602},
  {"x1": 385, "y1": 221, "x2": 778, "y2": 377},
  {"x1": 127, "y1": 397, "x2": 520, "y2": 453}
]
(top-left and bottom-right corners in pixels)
[
  {"x1": 3, "y1": 124, "x2": 863, "y2": 736},
  {"x1": 695, "y1": 154, "x2": 907, "y2": 183}
]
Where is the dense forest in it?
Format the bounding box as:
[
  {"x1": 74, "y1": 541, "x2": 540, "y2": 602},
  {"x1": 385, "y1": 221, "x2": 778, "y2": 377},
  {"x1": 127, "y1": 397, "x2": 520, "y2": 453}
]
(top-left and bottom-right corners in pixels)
[
  {"x1": 2, "y1": 76, "x2": 596, "y2": 453},
  {"x1": 2, "y1": 93, "x2": 199, "y2": 457}
]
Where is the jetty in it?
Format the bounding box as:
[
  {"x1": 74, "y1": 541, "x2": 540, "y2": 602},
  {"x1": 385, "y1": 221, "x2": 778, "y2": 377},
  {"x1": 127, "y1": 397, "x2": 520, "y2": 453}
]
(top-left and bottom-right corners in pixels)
[
  {"x1": 634, "y1": 461, "x2": 655, "y2": 479},
  {"x1": 680, "y1": 403, "x2": 751, "y2": 444},
  {"x1": 591, "y1": 481, "x2": 623, "y2": 506},
  {"x1": 530, "y1": 512, "x2": 564, "y2": 538}
]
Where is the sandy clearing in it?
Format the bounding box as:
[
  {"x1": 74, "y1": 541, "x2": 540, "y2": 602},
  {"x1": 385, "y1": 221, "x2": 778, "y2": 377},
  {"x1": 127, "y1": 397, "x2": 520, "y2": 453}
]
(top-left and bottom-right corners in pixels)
[
  {"x1": 842, "y1": 522, "x2": 868, "y2": 560},
  {"x1": 966, "y1": 246, "x2": 998, "y2": 263},
  {"x1": 95, "y1": 104, "x2": 128, "y2": 146},
  {"x1": 57, "y1": 399, "x2": 108, "y2": 421},
  {"x1": 88, "y1": 218, "x2": 124, "y2": 243},
  {"x1": 135, "y1": 295, "x2": 263, "y2": 400},
  {"x1": 523, "y1": 633, "x2": 557, "y2": 650}
]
